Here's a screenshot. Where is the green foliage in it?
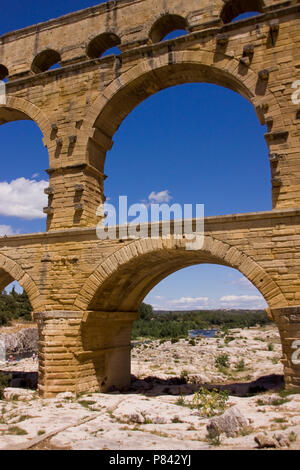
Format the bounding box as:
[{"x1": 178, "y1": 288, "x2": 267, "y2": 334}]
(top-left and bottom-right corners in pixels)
[
  {"x1": 215, "y1": 353, "x2": 230, "y2": 369},
  {"x1": 0, "y1": 372, "x2": 11, "y2": 399},
  {"x1": 7, "y1": 426, "x2": 28, "y2": 435},
  {"x1": 206, "y1": 434, "x2": 221, "y2": 446},
  {"x1": 139, "y1": 303, "x2": 153, "y2": 321},
  {"x1": 235, "y1": 359, "x2": 246, "y2": 371},
  {"x1": 289, "y1": 431, "x2": 297, "y2": 442},
  {"x1": 132, "y1": 305, "x2": 270, "y2": 340},
  {"x1": 224, "y1": 336, "x2": 235, "y2": 345},
  {"x1": 180, "y1": 369, "x2": 189, "y2": 381},
  {"x1": 191, "y1": 387, "x2": 229, "y2": 417},
  {"x1": 256, "y1": 396, "x2": 290, "y2": 406},
  {"x1": 176, "y1": 394, "x2": 186, "y2": 406},
  {"x1": 268, "y1": 343, "x2": 274, "y2": 351},
  {"x1": 0, "y1": 288, "x2": 32, "y2": 325},
  {"x1": 278, "y1": 388, "x2": 300, "y2": 398}
]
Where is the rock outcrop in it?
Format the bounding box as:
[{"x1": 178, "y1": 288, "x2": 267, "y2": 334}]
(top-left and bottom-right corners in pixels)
[
  {"x1": 207, "y1": 406, "x2": 250, "y2": 437},
  {"x1": 0, "y1": 328, "x2": 38, "y2": 357}
]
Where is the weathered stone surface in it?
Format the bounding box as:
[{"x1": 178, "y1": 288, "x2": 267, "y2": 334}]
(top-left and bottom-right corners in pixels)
[
  {"x1": 254, "y1": 433, "x2": 279, "y2": 448},
  {"x1": 3, "y1": 387, "x2": 36, "y2": 401},
  {"x1": 0, "y1": 0, "x2": 300, "y2": 397},
  {"x1": 207, "y1": 406, "x2": 250, "y2": 438}
]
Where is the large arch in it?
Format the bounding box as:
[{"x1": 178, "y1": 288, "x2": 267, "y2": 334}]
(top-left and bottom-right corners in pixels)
[
  {"x1": 0, "y1": 252, "x2": 41, "y2": 310},
  {"x1": 74, "y1": 236, "x2": 287, "y2": 312},
  {"x1": 78, "y1": 49, "x2": 282, "y2": 174}
]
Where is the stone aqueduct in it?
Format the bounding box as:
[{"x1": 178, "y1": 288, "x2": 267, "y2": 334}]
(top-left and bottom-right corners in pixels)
[{"x1": 0, "y1": 0, "x2": 300, "y2": 396}]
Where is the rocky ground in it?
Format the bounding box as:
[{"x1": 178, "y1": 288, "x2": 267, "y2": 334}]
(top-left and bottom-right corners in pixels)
[{"x1": 0, "y1": 324, "x2": 299, "y2": 450}]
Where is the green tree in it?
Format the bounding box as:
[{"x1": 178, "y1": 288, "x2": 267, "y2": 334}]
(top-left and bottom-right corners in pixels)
[{"x1": 139, "y1": 303, "x2": 153, "y2": 321}]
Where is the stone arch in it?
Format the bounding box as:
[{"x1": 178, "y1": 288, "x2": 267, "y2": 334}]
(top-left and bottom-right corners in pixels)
[
  {"x1": 220, "y1": 0, "x2": 264, "y2": 24},
  {"x1": 31, "y1": 49, "x2": 61, "y2": 74},
  {"x1": 0, "y1": 252, "x2": 42, "y2": 310},
  {"x1": 149, "y1": 13, "x2": 189, "y2": 43},
  {"x1": 0, "y1": 96, "x2": 52, "y2": 147},
  {"x1": 86, "y1": 32, "x2": 121, "y2": 59},
  {"x1": 75, "y1": 236, "x2": 287, "y2": 312},
  {"x1": 77, "y1": 48, "x2": 282, "y2": 173}
]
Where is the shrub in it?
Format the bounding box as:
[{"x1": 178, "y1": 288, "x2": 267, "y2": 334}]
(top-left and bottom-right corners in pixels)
[
  {"x1": 180, "y1": 370, "x2": 189, "y2": 382},
  {"x1": 215, "y1": 353, "x2": 230, "y2": 369},
  {"x1": 279, "y1": 388, "x2": 300, "y2": 398},
  {"x1": 191, "y1": 387, "x2": 228, "y2": 417},
  {"x1": 7, "y1": 426, "x2": 28, "y2": 435},
  {"x1": 206, "y1": 433, "x2": 221, "y2": 446},
  {"x1": 268, "y1": 343, "x2": 274, "y2": 351},
  {"x1": 289, "y1": 431, "x2": 297, "y2": 442},
  {"x1": 176, "y1": 394, "x2": 185, "y2": 406},
  {"x1": 224, "y1": 336, "x2": 235, "y2": 345},
  {"x1": 235, "y1": 359, "x2": 245, "y2": 371}
]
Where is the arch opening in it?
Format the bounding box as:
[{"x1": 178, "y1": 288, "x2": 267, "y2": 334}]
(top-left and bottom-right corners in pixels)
[
  {"x1": 0, "y1": 255, "x2": 39, "y2": 322},
  {"x1": 0, "y1": 65, "x2": 8, "y2": 82},
  {"x1": 89, "y1": 61, "x2": 257, "y2": 166},
  {"x1": 86, "y1": 33, "x2": 121, "y2": 59},
  {"x1": 149, "y1": 14, "x2": 188, "y2": 43},
  {"x1": 131, "y1": 264, "x2": 283, "y2": 391},
  {"x1": 221, "y1": 0, "x2": 263, "y2": 24},
  {"x1": 31, "y1": 49, "x2": 61, "y2": 74},
  {"x1": 102, "y1": 81, "x2": 269, "y2": 217},
  {"x1": 0, "y1": 115, "x2": 48, "y2": 233},
  {"x1": 0, "y1": 275, "x2": 38, "y2": 390},
  {"x1": 0, "y1": 281, "x2": 33, "y2": 325},
  {"x1": 80, "y1": 247, "x2": 285, "y2": 396}
]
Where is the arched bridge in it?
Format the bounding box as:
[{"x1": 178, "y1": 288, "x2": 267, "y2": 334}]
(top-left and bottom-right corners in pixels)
[{"x1": 0, "y1": 0, "x2": 300, "y2": 396}]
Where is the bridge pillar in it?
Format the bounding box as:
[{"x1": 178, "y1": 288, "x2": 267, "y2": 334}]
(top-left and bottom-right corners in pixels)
[
  {"x1": 34, "y1": 311, "x2": 138, "y2": 397},
  {"x1": 271, "y1": 307, "x2": 300, "y2": 389},
  {"x1": 44, "y1": 164, "x2": 105, "y2": 231}
]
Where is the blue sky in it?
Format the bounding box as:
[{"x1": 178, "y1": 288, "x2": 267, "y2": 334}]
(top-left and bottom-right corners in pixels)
[{"x1": 0, "y1": 1, "x2": 268, "y2": 309}]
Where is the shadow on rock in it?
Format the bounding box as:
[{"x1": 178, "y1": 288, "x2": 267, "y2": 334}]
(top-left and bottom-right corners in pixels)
[
  {"x1": 129, "y1": 374, "x2": 284, "y2": 397},
  {"x1": 0, "y1": 370, "x2": 38, "y2": 390}
]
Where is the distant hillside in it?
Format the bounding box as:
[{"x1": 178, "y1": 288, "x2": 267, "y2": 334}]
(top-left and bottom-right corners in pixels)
[{"x1": 154, "y1": 309, "x2": 266, "y2": 315}]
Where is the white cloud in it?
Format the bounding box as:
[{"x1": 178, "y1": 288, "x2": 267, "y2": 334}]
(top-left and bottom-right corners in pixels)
[
  {"x1": 0, "y1": 225, "x2": 14, "y2": 236},
  {"x1": 219, "y1": 294, "x2": 267, "y2": 309},
  {"x1": 0, "y1": 178, "x2": 48, "y2": 220},
  {"x1": 220, "y1": 295, "x2": 262, "y2": 302},
  {"x1": 229, "y1": 277, "x2": 256, "y2": 291},
  {"x1": 170, "y1": 297, "x2": 209, "y2": 304},
  {"x1": 145, "y1": 293, "x2": 267, "y2": 310},
  {"x1": 151, "y1": 296, "x2": 210, "y2": 310},
  {"x1": 148, "y1": 190, "x2": 172, "y2": 204}
]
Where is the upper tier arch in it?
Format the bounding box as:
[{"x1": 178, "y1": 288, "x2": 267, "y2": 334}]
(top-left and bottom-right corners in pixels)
[{"x1": 77, "y1": 49, "x2": 281, "y2": 173}]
